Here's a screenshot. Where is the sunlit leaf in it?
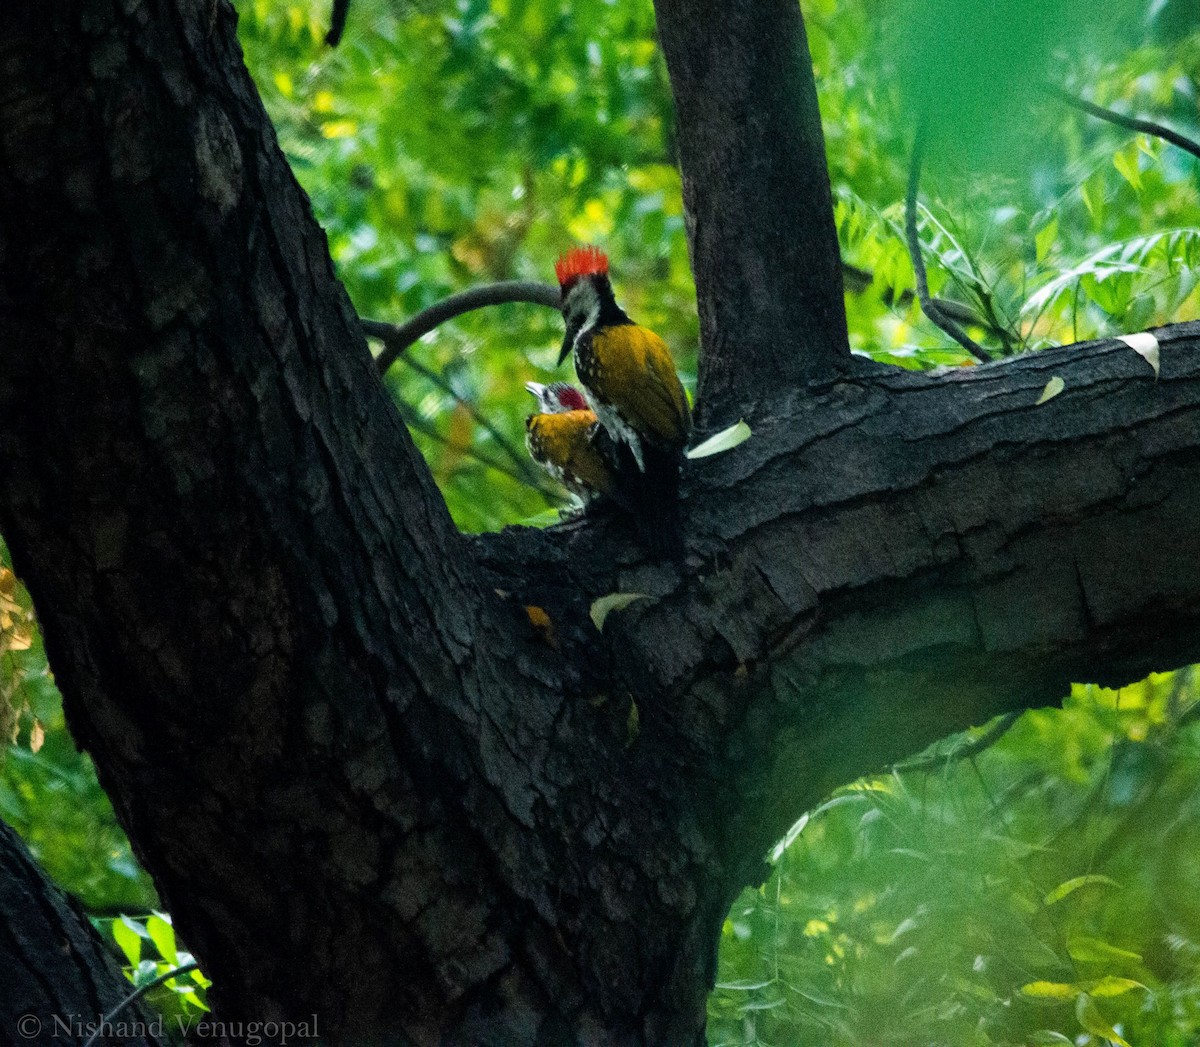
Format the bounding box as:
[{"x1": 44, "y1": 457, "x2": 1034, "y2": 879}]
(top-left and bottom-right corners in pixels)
[
  {"x1": 147, "y1": 912, "x2": 178, "y2": 965},
  {"x1": 1088, "y1": 975, "x2": 1147, "y2": 997},
  {"x1": 1044, "y1": 873, "x2": 1121, "y2": 905},
  {"x1": 1076, "y1": 993, "x2": 1132, "y2": 1047},
  {"x1": 1117, "y1": 331, "x2": 1160, "y2": 376},
  {"x1": 1067, "y1": 935, "x2": 1143, "y2": 964},
  {"x1": 685, "y1": 421, "x2": 751, "y2": 460},
  {"x1": 589, "y1": 592, "x2": 648, "y2": 631},
  {"x1": 112, "y1": 917, "x2": 144, "y2": 966},
  {"x1": 1020, "y1": 980, "x2": 1080, "y2": 1001},
  {"x1": 1035, "y1": 376, "x2": 1064, "y2": 404}
]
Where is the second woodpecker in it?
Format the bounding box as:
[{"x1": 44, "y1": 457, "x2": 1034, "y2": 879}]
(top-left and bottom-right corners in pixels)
[
  {"x1": 554, "y1": 246, "x2": 691, "y2": 475},
  {"x1": 524, "y1": 381, "x2": 617, "y2": 508}
]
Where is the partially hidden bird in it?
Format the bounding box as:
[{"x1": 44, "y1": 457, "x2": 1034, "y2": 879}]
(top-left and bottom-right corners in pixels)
[{"x1": 524, "y1": 381, "x2": 617, "y2": 509}]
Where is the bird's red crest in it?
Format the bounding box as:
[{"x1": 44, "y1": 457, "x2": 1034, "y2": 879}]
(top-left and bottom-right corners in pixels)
[
  {"x1": 553, "y1": 384, "x2": 589, "y2": 411},
  {"x1": 554, "y1": 245, "x2": 609, "y2": 287}
]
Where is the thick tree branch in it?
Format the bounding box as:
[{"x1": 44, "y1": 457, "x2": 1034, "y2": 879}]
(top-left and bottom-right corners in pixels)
[
  {"x1": 475, "y1": 320, "x2": 1200, "y2": 874},
  {"x1": 652, "y1": 0, "x2": 851, "y2": 426},
  {"x1": 0, "y1": 822, "x2": 165, "y2": 1044}
]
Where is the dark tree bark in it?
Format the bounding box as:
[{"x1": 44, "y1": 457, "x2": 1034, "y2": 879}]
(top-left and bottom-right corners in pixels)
[
  {"x1": 1, "y1": 0, "x2": 1200, "y2": 1045},
  {"x1": 0, "y1": 821, "x2": 164, "y2": 1046},
  {"x1": 653, "y1": 0, "x2": 850, "y2": 426}
]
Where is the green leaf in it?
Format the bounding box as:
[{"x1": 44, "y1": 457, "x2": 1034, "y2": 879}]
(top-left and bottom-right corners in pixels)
[
  {"x1": 1029, "y1": 1032, "x2": 1074, "y2": 1045},
  {"x1": 1020, "y1": 980, "x2": 1080, "y2": 1001},
  {"x1": 1044, "y1": 873, "x2": 1120, "y2": 905},
  {"x1": 1076, "y1": 993, "x2": 1132, "y2": 1047},
  {"x1": 1035, "y1": 376, "x2": 1064, "y2": 405},
  {"x1": 1035, "y1": 217, "x2": 1058, "y2": 264},
  {"x1": 1088, "y1": 975, "x2": 1147, "y2": 997},
  {"x1": 147, "y1": 911, "x2": 178, "y2": 965},
  {"x1": 112, "y1": 916, "x2": 144, "y2": 966},
  {"x1": 1112, "y1": 141, "x2": 1142, "y2": 191},
  {"x1": 1067, "y1": 935, "x2": 1143, "y2": 965},
  {"x1": 589, "y1": 592, "x2": 649, "y2": 631},
  {"x1": 685, "y1": 420, "x2": 751, "y2": 460}
]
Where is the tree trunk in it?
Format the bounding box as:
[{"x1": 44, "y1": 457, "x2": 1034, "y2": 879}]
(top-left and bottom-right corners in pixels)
[
  {"x1": 2, "y1": 0, "x2": 1200, "y2": 1043},
  {"x1": 0, "y1": 821, "x2": 164, "y2": 1046}
]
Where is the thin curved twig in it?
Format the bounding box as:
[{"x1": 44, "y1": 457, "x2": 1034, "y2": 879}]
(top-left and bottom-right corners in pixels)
[
  {"x1": 393, "y1": 398, "x2": 562, "y2": 499},
  {"x1": 367, "y1": 281, "x2": 561, "y2": 375},
  {"x1": 1048, "y1": 85, "x2": 1200, "y2": 163},
  {"x1": 905, "y1": 118, "x2": 992, "y2": 363},
  {"x1": 893, "y1": 711, "x2": 1021, "y2": 774},
  {"x1": 842, "y1": 261, "x2": 1009, "y2": 338},
  {"x1": 396, "y1": 353, "x2": 546, "y2": 488},
  {"x1": 81, "y1": 962, "x2": 201, "y2": 1047}
]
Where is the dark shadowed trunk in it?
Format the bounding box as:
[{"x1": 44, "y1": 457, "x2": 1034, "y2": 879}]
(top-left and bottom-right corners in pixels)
[
  {"x1": 2, "y1": 0, "x2": 1200, "y2": 1043},
  {"x1": 0, "y1": 821, "x2": 164, "y2": 1045}
]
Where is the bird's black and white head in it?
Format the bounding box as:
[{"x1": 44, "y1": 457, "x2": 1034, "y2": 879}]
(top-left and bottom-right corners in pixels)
[
  {"x1": 554, "y1": 246, "x2": 624, "y2": 366},
  {"x1": 525, "y1": 381, "x2": 589, "y2": 415}
]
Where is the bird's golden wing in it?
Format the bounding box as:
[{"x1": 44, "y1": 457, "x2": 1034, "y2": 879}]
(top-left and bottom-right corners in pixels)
[
  {"x1": 527, "y1": 411, "x2": 614, "y2": 496},
  {"x1": 587, "y1": 325, "x2": 690, "y2": 448}
]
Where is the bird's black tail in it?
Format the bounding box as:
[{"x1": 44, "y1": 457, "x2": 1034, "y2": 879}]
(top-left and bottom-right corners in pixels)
[
  {"x1": 591, "y1": 429, "x2": 685, "y2": 558},
  {"x1": 625, "y1": 442, "x2": 684, "y2": 559}
]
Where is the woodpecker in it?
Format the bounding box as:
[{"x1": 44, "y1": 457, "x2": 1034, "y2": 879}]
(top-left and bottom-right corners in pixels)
[
  {"x1": 554, "y1": 246, "x2": 691, "y2": 473},
  {"x1": 524, "y1": 381, "x2": 617, "y2": 507}
]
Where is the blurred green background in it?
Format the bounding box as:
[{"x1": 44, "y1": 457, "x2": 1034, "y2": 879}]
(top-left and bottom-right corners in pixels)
[{"x1": 4, "y1": 0, "x2": 1200, "y2": 1039}]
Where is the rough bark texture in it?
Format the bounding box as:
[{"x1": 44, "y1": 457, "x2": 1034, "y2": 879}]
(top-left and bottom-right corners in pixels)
[
  {"x1": 2, "y1": 0, "x2": 1200, "y2": 1044},
  {"x1": 653, "y1": 0, "x2": 851, "y2": 427},
  {"x1": 0, "y1": 821, "x2": 164, "y2": 1045}
]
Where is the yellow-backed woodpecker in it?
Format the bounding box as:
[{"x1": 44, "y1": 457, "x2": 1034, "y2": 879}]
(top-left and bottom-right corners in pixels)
[
  {"x1": 554, "y1": 247, "x2": 690, "y2": 473},
  {"x1": 524, "y1": 381, "x2": 616, "y2": 506}
]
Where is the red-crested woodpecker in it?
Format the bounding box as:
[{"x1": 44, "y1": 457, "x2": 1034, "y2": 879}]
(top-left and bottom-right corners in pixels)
[{"x1": 524, "y1": 381, "x2": 616, "y2": 506}]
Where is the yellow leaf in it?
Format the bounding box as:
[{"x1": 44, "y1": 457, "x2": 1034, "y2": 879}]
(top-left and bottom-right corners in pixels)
[
  {"x1": 29, "y1": 719, "x2": 44, "y2": 754},
  {"x1": 1020, "y1": 981, "x2": 1079, "y2": 1001},
  {"x1": 1035, "y1": 376, "x2": 1064, "y2": 405},
  {"x1": 321, "y1": 120, "x2": 359, "y2": 140},
  {"x1": 589, "y1": 592, "x2": 648, "y2": 631}
]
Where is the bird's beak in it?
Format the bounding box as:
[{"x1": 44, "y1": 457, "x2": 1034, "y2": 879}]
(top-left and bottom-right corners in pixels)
[
  {"x1": 525, "y1": 381, "x2": 545, "y2": 399},
  {"x1": 556, "y1": 335, "x2": 572, "y2": 368}
]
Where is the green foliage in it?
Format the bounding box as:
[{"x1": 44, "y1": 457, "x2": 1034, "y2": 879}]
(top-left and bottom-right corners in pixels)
[
  {"x1": 0, "y1": 538, "x2": 156, "y2": 912},
  {"x1": 711, "y1": 671, "x2": 1200, "y2": 1045},
  {"x1": 97, "y1": 910, "x2": 211, "y2": 1019},
  {"x1": 3, "y1": 0, "x2": 1200, "y2": 1041},
  {"x1": 237, "y1": 0, "x2": 696, "y2": 531}
]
